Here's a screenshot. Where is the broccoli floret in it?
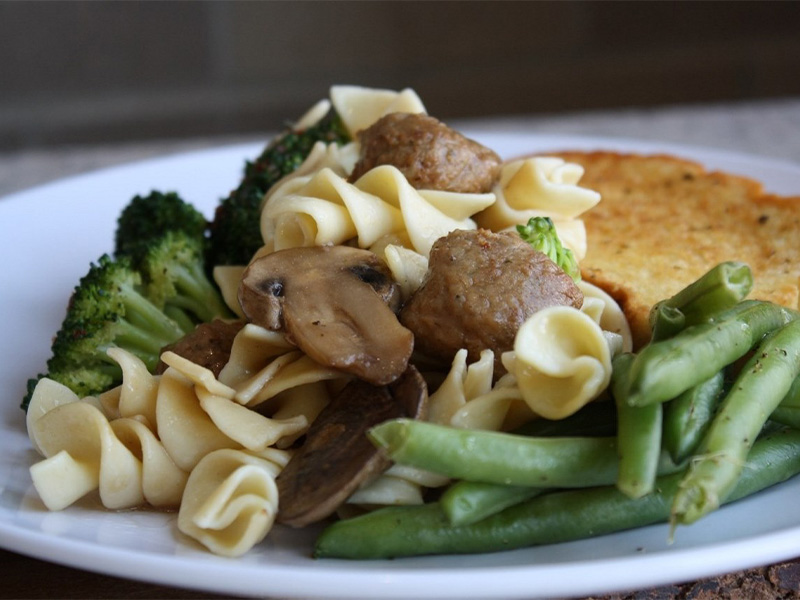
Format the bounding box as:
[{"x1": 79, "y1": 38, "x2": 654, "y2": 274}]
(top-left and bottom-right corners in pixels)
[
  {"x1": 516, "y1": 216, "x2": 581, "y2": 282},
  {"x1": 134, "y1": 231, "x2": 233, "y2": 324},
  {"x1": 22, "y1": 254, "x2": 188, "y2": 410},
  {"x1": 55, "y1": 254, "x2": 186, "y2": 368},
  {"x1": 115, "y1": 190, "x2": 208, "y2": 258},
  {"x1": 114, "y1": 190, "x2": 231, "y2": 325},
  {"x1": 207, "y1": 108, "x2": 351, "y2": 267}
]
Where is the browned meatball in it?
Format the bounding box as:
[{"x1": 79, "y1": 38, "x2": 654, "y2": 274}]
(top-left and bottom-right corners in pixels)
[
  {"x1": 400, "y1": 229, "x2": 583, "y2": 377},
  {"x1": 157, "y1": 319, "x2": 245, "y2": 376},
  {"x1": 349, "y1": 112, "x2": 502, "y2": 193}
]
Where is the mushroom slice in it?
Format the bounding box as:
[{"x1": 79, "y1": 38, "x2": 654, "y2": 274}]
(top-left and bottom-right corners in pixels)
[
  {"x1": 238, "y1": 245, "x2": 412, "y2": 385},
  {"x1": 276, "y1": 365, "x2": 428, "y2": 527}
]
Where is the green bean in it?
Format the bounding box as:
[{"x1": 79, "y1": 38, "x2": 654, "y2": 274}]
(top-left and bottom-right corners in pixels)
[
  {"x1": 648, "y1": 261, "x2": 753, "y2": 341},
  {"x1": 662, "y1": 370, "x2": 726, "y2": 463},
  {"x1": 436, "y1": 399, "x2": 619, "y2": 525},
  {"x1": 613, "y1": 353, "x2": 663, "y2": 498},
  {"x1": 369, "y1": 419, "x2": 621, "y2": 487},
  {"x1": 617, "y1": 402, "x2": 662, "y2": 498},
  {"x1": 314, "y1": 428, "x2": 800, "y2": 559},
  {"x1": 438, "y1": 400, "x2": 616, "y2": 525},
  {"x1": 671, "y1": 318, "x2": 800, "y2": 526},
  {"x1": 624, "y1": 300, "x2": 795, "y2": 407},
  {"x1": 649, "y1": 304, "x2": 686, "y2": 343},
  {"x1": 768, "y1": 374, "x2": 800, "y2": 429},
  {"x1": 616, "y1": 401, "x2": 662, "y2": 500},
  {"x1": 440, "y1": 481, "x2": 543, "y2": 526},
  {"x1": 629, "y1": 264, "x2": 752, "y2": 466},
  {"x1": 368, "y1": 419, "x2": 681, "y2": 488}
]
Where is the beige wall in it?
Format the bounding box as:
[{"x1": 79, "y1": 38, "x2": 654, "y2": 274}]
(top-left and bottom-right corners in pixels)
[{"x1": 3, "y1": 1, "x2": 800, "y2": 150}]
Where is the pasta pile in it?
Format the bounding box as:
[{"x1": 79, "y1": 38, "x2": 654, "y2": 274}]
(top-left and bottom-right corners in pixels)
[
  {"x1": 27, "y1": 327, "x2": 347, "y2": 556},
  {"x1": 25, "y1": 85, "x2": 631, "y2": 558}
]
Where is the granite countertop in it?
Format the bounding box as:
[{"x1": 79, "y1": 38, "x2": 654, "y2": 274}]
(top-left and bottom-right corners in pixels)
[{"x1": 2, "y1": 97, "x2": 800, "y2": 600}]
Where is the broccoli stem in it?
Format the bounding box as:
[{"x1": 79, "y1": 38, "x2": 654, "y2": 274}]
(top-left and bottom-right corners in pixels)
[
  {"x1": 163, "y1": 261, "x2": 232, "y2": 324},
  {"x1": 118, "y1": 282, "x2": 187, "y2": 344},
  {"x1": 163, "y1": 305, "x2": 197, "y2": 334}
]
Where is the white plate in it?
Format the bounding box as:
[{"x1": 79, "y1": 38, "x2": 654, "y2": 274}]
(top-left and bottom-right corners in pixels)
[{"x1": 1, "y1": 133, "x2": 800, "y2": 599}]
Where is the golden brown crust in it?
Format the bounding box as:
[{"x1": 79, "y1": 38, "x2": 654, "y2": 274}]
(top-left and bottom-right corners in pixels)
[{"x1": 545, "y1": 151, "x2": 800, "y2": 348}]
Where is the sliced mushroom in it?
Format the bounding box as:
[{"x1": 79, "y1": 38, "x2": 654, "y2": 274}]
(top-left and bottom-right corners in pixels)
[
  {"x1": 238, "y1": 245, "x2": 412, "y2": 385},
  {"x1": 276, "y1": 365, "x2": 428, "y2": 527}
]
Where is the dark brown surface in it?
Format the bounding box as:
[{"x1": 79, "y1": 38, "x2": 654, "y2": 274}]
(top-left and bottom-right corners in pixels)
[
  {"x1": 0, "y1": 548, "x2": 240, "y2": 599},
  {"x1": 2, "y1": 546, "x2": 800, "y2": 599}
]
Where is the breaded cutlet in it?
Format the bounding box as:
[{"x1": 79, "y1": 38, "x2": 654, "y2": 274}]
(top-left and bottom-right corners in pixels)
[{"x1": 552, "y1": 151, "x2": 800, "y2": 349}]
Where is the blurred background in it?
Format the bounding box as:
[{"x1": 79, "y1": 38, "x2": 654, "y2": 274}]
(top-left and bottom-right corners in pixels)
[{"x1": 3, "y1": 1, "x2": 800, "y2": 151}]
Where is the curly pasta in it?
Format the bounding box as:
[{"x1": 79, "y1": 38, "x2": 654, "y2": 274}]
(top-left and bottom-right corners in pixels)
[
  {"x1": 428, "y1": 349, "x2": 533, "y2": 432},
  {"x1": 98, "y1": 346, "x2": 160, "y2": 427},
  {"x1": 381, "y1": 243, "x2": 429, "y2": 302},
  {"x1": 261, "y1": 165, "x2": 495, "y2": 259},
  {"x1": 217, "y1": 323, "x2": 346, "y2": 408},
  {"x1": 27, "y1": 380, "x2": 186, "y2": 511},
  {"x1": 578, "y1": 279, "x2": 633, "y2": 354},
  {"x1": 264, "y1": 141, "x2": 361, "y2": 205},
  {"x1": 475, "y1": 156, "x2": 601, "y2": 260},
  {"x1": 502, "y1": 306, "x2": 614, "y2": 420},
  {"x1": 329, "y1": 85, "x2": 427, "y2": 138},
  {"x1": 26, "y1": 337, "x2": 338, "y2": 513},
  {"x1": 355, "y1": 165, "x2": 494, "y2": 256},
  {"x1": 346, "y1": 463, "x2": 448, "y2": 507},
  {"x1": 177, "y1": 447, "x2": 290, "y2": 557}
]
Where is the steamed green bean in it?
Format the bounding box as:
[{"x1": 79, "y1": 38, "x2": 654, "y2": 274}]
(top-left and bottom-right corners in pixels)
[
  {"x1": 370, "y1": 420, "x2": 621, "y2": 487},
  {"x1": 612, "y1": 352, "x2": 663, "y2": 498},
  {"x1": 768, "y1": 374, "x2": 800, "y2": 429},
  {"x1": 440, "y1": 481, "x2": 543, "y2": 526},
  {"x1": 624, "y1": 300, "x2": 796, "y2": 407},
  {"x1": 315, "y1": 428, "x2": 800, "y2": 559},
  {"x1": 671, "y1": 318, "x2": 800, "y2": 525},
  {"x1": 662, "y1": 370, "x2": 726, "y2": 463},
  {"x1": 648, "y1": 261, "x2": 753, "y2": 341},
  {"x1": 368, "y1": 419, "x2": 680, "y2": 489}
]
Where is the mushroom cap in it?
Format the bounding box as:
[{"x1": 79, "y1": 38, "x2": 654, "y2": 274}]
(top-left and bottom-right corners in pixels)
[
  {"x1": 276, "y1": 365, "x2": 428, "y2": 527},
  {"x1": 238, "y1": 245, "x2": 413, "y2": 385}
]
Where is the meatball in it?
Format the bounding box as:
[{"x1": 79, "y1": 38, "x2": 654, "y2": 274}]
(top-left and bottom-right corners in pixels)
[
  {"x1": 349, "y1": 112, "x2": 502, "y2": 193},
  {"x1": 400, "y1": 229, "x2": 583, "y2": 377}
]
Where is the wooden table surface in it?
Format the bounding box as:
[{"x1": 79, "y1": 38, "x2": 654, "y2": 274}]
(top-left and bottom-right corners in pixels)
[
  {"x1": 3, "y1": 99, "x2": 800, "y2": 599},
  {"x1": 2, "y1": 545, "x2": 800, "y2": 599}
]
